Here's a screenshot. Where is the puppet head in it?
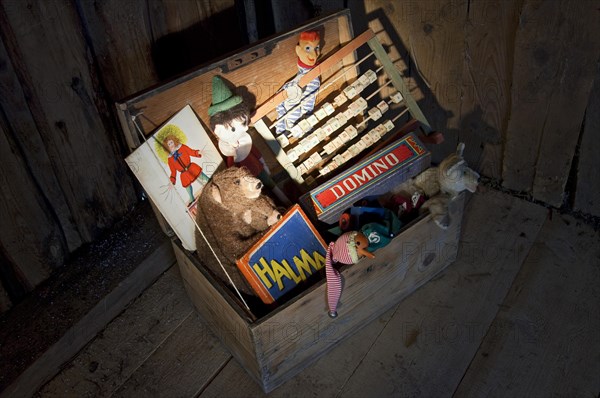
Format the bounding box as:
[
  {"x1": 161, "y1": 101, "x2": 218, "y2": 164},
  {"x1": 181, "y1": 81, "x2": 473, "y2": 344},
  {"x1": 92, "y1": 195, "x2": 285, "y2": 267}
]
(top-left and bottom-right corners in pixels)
[
  {"x1": 295, "y1": 31, "x2": 321, "y2": 68},
  {"x1": 208, "y1": 76, "x2": 252, "y2": 160},
  {"x1": 329, "y1": 231, "x2": 375, "y2": 265}
]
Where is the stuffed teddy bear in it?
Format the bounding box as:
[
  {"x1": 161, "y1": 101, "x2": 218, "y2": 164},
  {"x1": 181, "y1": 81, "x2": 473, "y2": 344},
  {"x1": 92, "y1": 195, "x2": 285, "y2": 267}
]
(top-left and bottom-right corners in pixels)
[
  {"x1": 392, "y1": 143, "x2": 479, "y2": 229},
  {"x1": 195, "y1": 166, "x2": 281, "y2": 296}
]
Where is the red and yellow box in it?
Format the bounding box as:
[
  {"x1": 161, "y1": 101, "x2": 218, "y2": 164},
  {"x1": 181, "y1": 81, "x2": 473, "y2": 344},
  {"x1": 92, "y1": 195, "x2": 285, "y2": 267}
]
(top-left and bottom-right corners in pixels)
[
  {"x1": 236, "y1": 205, "x2": 328, "y2": 304},
  {"x1": 304, "y1": 133, "x2": 430, "y2": 224}
]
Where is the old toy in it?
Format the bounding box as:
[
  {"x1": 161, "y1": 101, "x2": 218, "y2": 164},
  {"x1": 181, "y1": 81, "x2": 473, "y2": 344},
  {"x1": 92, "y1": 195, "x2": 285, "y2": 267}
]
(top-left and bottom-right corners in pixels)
[
  {"x1": 208, "y1": 76, "x2": 272, "y2": 184},
  {"x1": 275, "y1": 30, "x2": 321, "y2": 136},
  {"x1": 195, "y1": 167, "x2": 280, "y2": 296},
  {"x1": 393, "y1": 142, "x2": 479, "y2": 229},
  {"x1": 325, "y1": 231, "x2": 374, "y2": 317}
]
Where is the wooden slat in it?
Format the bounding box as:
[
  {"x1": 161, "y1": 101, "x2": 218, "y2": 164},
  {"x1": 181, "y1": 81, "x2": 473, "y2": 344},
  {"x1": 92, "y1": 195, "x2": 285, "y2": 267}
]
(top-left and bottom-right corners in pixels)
[
  {"x1": 148, "y1": 0, "x2": 245, "y2": 81},
  {"x1": 269, "y1": 0, "x2": 312, "y2": 33},
  {"x1": 0, "y1": 0, "x2": 137, "y2": 243},
  {"x1": 455, "y1": 213, "x2": 600, "y2": 397},
  {"x1": 356, "y1": 0, "x2": 467, "y2": 164},
  {"x1": 367, "y1": 35, "x2": 431, "y2": 133},
  {"x1": 112, "y1": 312, "x2": 231, "y2": 397},
  {"x1": 173, "y1": 242, "x2": 260, "y2": 381},
  {"x1": 0, "y1": 33, "x2": 82, "y2": 252},
  {"x1": 0, "y1": 283, "x2": 11, "y2": 314},
  {"x1": 76, "y1": 0, "x2": 158, "y2": 101},
  {"x1": 335, "y1": 189, "x2": 547, "y2": 397},
  {"x1": 459, "y1": 0, "x2": 520, "y2": 178},
  {"x1": 36, "y1": 255, "x2": 183, "y2": 397},
  {"x1": 503, "y1": 0, "x2": 600, "y2": 203},
  {"x1": 337, "y1": 4, "x2": 358, "y2": 83},
  {"x1": 5, "y1": 241, "x2": 176, "y2": 398},
  {"x1": 251, "y1": 28, "x2": 375, "y2": 124},
  {"x1": 0, "y1": 115, "x2": 57, "y2": 289},
  {"x1": 530, "y1": 2, "x2": 600, "y2": 206},
  {"x1": 250, "y1": 195, "x2": 465, "y2": 391},
  {"x1": 574, "y1": 64, "x2": 600, "y2": 217},
  {"x1": 269, "y1": 0, "x2": 347, "y2": 35}
]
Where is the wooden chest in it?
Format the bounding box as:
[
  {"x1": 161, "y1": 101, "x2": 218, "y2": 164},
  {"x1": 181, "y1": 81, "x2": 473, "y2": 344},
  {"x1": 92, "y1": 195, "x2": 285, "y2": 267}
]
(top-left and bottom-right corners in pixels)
[{"x1": 116, "y1": 10, "x2": 465, "y2": 392}]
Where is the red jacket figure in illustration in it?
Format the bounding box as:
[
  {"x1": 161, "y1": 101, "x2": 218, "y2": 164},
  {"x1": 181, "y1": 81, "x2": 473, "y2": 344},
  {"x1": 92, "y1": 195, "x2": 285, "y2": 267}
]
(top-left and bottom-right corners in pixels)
[{"x1": 165, "y1": 136, "x2": 205, "y2": 205}]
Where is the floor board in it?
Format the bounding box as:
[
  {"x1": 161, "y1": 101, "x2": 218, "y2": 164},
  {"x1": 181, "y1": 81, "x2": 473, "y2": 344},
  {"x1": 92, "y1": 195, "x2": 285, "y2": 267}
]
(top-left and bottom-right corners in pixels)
[
  {"x1": 454, "y1": 213, "x2": 600, "y2": 397},
  {"x1": 200, "y1": 190, "x2": 547, "y2": 396},
  {"x1": 39, "y1": 266, "x2": 193, "y2": 397},
  {"x1": 112, "y1": 312, "x2": 231, "y2": 398},
  {"x1": 199, "y1": 307, "x2": 397, "y2": 398}
]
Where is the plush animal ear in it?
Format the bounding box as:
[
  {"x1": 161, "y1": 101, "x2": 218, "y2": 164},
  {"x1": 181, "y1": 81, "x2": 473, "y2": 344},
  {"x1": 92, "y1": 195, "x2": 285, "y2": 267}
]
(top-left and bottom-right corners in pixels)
[
  {"x1": 456, "y1": 142, "x2": 465, "y2": 158},
  {"x1": 447, "y1": 159, "x2": 466, "y2": 176},
  {"x1": 210, "y1": 184, "x2": 223, "y2": 204}
]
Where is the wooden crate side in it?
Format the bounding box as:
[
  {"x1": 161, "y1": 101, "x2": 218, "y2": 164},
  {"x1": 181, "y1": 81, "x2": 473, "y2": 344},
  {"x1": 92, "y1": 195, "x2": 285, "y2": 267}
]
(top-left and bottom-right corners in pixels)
[
  {"x1": 251, "y1": 194, "x2": 465, "y2": 391},
  {"x1": 117, "y1": 12, "x2": 351, "y2": 136},
  {"x1": 172, "y1": 242, "x2": 260, "y2": 379}
]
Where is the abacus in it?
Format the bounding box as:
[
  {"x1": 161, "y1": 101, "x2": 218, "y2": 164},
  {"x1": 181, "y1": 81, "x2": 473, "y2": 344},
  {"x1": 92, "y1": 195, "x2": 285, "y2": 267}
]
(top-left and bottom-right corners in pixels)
[{"x1": 251, "y1": 29, "x2": 436, "y2": 187}]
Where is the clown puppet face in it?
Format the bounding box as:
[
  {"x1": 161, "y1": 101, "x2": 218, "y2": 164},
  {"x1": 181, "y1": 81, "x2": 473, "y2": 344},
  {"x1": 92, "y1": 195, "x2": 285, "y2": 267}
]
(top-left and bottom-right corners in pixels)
[{"x1": 295, "y1": 31, "x2": 321, "y2": 67}]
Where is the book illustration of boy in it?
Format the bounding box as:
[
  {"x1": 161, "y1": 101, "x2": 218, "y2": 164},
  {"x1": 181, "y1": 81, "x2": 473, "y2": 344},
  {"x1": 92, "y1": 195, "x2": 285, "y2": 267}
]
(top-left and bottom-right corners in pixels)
[{"x1": 154, "y1": 124, "x2": 209, "y2": 206}]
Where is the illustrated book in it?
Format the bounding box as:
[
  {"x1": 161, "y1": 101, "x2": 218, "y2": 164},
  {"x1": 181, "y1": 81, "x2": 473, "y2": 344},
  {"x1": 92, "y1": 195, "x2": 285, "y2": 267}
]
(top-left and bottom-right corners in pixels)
[{"x1": 125, "y1": 104, "x2": 223, "y2": 250}]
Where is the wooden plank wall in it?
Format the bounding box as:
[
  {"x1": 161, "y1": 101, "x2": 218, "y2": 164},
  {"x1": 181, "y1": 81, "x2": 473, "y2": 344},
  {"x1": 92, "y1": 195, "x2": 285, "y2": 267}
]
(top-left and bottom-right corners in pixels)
[
  {"x1": 0, "y1": 0, "x2": 243, "y2": 312},
  {"x1": 574, "y1": 62, "x2": 600, "y2": 218},
  {"x1": 347, "y1": 0, "x2": 600, "y2": 206}
]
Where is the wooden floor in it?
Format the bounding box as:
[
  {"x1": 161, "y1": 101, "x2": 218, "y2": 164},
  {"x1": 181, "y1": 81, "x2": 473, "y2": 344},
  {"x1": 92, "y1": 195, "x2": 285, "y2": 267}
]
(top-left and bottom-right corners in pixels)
[{"x1": 37, "y1": 189, "x2": 600, "y2": 397}]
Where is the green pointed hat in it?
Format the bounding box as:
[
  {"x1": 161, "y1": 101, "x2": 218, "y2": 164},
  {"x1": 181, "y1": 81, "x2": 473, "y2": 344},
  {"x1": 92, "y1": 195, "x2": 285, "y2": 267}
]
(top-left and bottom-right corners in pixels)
[{"x1": 208, "y1": 76, "x2": 243, "y2": 116}]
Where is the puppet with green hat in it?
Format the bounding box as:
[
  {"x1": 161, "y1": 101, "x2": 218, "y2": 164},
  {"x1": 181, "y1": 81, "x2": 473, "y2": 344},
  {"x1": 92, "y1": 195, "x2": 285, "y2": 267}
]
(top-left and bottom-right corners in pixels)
[{"x1": 208, "y1": 76, "x2": 273, "y2": 187}]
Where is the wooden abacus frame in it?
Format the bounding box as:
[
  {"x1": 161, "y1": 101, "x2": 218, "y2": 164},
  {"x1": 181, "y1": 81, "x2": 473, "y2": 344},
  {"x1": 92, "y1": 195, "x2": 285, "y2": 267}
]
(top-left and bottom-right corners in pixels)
[{"x1": 251, "y1": 28, "x2": 434, "y2": 186}]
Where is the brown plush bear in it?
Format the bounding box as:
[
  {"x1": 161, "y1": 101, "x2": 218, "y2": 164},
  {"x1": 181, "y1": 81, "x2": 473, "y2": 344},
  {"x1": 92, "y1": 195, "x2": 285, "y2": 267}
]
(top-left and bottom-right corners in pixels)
[{"x1": 195, "y1": 167, "x2": 281, "y2": 296}]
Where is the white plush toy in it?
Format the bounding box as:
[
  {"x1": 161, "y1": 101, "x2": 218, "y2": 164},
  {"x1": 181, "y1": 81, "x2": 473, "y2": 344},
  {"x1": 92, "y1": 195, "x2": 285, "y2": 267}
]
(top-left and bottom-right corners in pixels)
[
  {"x1": 438, "y1": 143, "x2": 480, "y2": 198},
  {"x1": 394, "y1": 143, "x2": 479, "y2": 229}
]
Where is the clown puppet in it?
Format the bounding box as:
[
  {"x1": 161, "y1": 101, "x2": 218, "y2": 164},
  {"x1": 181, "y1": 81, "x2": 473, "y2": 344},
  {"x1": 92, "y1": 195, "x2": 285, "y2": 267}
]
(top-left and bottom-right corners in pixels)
[{"x1": 275, "y1": 30, "x2": 321, "y2": 137}]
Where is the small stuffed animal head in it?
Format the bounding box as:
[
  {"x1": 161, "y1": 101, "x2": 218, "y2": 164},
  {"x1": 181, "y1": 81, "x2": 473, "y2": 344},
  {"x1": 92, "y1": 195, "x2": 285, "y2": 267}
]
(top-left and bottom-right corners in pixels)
[
  {"x1": 438, "y1": 143, "x2": 480, "y2": 197},
  {"x1": 209, "y1": 167, "x2": 263, "y2": 204},
  {"x1": 237, "y1": 174, "x2": 263, "y2": 200}
]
